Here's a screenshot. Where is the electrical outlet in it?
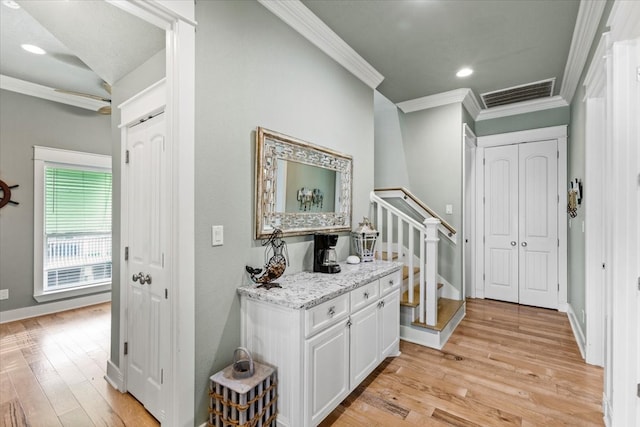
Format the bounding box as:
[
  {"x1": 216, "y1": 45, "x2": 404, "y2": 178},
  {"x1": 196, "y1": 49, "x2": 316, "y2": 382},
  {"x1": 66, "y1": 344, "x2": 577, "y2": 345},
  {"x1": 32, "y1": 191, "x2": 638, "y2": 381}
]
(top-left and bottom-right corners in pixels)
[{"x1": 0, "y1": 289, "x2": 8, "y2": 300}]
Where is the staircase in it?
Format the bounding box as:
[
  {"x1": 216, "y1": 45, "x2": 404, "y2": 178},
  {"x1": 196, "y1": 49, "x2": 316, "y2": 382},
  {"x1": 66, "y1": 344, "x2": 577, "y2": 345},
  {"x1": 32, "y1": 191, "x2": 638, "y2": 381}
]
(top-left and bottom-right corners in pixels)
[{"x1": 372, "y1": 188, "x2": 466, "y2": 350}]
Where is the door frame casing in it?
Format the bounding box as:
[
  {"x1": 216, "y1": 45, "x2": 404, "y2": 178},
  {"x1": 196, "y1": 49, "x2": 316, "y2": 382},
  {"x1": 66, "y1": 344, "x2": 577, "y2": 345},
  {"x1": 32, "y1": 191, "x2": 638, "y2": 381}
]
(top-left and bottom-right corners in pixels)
[
  {"x1": 475, "y1": 125, "x2": 568, "y2": 312},
  {"x1": 462, "y1": 123, "x2": 477, "y2": 299},
  {"x1": 106, "y1": 2, "x2": 196, "y2": 426}
]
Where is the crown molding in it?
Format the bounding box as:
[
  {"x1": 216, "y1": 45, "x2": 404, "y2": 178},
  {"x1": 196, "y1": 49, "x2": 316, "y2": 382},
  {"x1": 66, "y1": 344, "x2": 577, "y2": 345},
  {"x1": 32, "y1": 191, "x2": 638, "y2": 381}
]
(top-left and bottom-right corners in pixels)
[
  {"x1": 475, "y1": 95, "x2": 569, "y2": 121},
  {"x1": 0, "y1": 75, "x2": 109, "y2": 112},
  {"x1": 559, "y1": 0, "x2": 607, "y2": 104},
  {"x1": 583, "y1": 32, "x2": 609, "y2": 101},
  {"x1": 257, "y1": 0, "x2": 384, "y2": 89},
  {"x1": 396, "y1": 88, "x2": 475, "y2": 114},
  {"x1": 462, "y1": 90, "x2": 482, "y2": 119}
]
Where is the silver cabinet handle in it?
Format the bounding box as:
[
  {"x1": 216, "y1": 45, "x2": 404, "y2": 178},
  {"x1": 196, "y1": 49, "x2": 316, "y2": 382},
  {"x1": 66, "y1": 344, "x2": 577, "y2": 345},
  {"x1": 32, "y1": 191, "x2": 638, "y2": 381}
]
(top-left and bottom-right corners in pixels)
[
  {"x1": 328, "y1": 306, "x2": 336, "y2": 317},
  {"x1": 364, "y1": 292, "x2": 369, "y2": 299},
  {"x1": 521, "y1": 242, "x2": 528, "y2": 247},
  {"x1": 511, "y1": 241, "x2": 517, "y2": 246},
  {"x1": 346, "y1": 319, "x2": 352, "y2": 327}
]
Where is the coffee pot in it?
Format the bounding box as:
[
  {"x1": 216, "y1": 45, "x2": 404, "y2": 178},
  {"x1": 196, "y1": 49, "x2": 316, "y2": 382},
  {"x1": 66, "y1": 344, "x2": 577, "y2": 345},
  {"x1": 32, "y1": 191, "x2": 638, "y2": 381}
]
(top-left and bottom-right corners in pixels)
[{"x1": 313, "y1": 233, "x2": 341, "y2": 274}]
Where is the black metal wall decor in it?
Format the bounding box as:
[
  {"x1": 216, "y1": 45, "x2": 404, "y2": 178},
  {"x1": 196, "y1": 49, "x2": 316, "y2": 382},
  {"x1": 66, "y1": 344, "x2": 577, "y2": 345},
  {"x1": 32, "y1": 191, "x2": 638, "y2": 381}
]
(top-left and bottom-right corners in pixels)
[
  {"x1": 245, "y1": 228, "x2": 289, "y2": 289},
  {"x1": 0, "y1": 179, "x2": 19, "y2": 209}
]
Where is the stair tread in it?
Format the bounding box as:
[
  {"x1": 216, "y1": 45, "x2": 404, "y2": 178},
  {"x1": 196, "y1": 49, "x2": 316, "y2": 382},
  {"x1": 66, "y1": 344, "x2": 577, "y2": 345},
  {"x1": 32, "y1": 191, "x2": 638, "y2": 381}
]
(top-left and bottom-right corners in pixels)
[
  {"x1": 380, "y1": 251, "x2": 399, "y2": 261},
  {"x1": 399, "y1": 284, "x2": 444, "y2": 308},
  {"x1": 411, "y1": 298, "x2": 465, "y2": 332},
  {"x1": 402, "y1": 265, "x2": 420, "y2": 280}
]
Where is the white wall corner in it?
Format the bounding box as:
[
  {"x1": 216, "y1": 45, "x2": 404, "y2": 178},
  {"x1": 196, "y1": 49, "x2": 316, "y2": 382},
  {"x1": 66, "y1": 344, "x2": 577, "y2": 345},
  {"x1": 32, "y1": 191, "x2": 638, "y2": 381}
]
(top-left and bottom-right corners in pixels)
[
  {"x1": 396, "y1": 88, "x2": 473, "y2": 114},
  {"x1": 257, "y1": 0, "x2": 384, "y2": 89},
  {"x1": 607, "y1": 0, "x2": 640, "y2": 42},
  {"x1": 462, "y1": 90, "x2": 481, "y2": 119},
  {"x1": 105, "y1": 360, "x2": 125, "y2": 392},
  {"x1": 566, "y1": 304, "x2": 586, "y2": 360},
  {"x1": 559, "y1": 0, "x2": 608, "y2": 104}
]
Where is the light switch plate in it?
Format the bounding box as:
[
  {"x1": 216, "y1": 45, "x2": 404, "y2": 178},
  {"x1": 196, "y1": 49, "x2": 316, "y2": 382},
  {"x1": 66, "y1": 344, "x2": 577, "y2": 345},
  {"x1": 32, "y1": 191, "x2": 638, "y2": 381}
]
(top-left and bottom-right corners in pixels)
[
  {"x1": 445, "y1": 204, "x2": 453, "y2": 214},
  {"x1": 0, "y1": 289, "x2": 8, "y2": 300},
  {"x1": 211, "y1": 225, "x2": 224, "y2": 247}
]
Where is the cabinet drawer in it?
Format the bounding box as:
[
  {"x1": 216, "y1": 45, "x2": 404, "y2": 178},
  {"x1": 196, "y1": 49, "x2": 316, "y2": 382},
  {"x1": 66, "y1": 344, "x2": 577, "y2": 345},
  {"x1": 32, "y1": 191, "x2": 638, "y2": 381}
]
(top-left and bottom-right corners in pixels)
[
  {"x1": 350, "y1": 280, "x2": 379, "y2": 312},
  {"x1": 305, "y1": 293, "x2": 349, "y2": 338},
  {"x1": 380, "y1": 270, "x2": 402, "y2": 296}
]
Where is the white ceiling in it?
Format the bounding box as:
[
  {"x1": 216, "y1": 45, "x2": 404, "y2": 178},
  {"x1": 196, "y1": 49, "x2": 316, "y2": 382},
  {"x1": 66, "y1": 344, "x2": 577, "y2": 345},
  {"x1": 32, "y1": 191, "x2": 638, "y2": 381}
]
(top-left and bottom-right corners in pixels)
[
  {"x1": 0, "y1": 0, "x2": 164, "y2": 106},
  {"x1": 302, "y1": 0, "x2": 581, "y2": 105}
]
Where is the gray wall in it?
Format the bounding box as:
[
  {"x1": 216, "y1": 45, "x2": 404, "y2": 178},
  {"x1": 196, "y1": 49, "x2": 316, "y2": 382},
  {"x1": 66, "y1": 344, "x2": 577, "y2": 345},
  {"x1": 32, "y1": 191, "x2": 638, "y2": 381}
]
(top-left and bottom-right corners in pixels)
[
  {"x1": 567, "y1": 0, "x2": 614, "y2": 333},
  {"x1": 0, "y1": 90, "x2": 111, "y2": 311},
  {"x1": 374, "y1": 91, "x2": 410, "y2": 189},
  {"x1": 373, "y1": 96, "x2": 464, "y2": 291},
  {"x1": 401, "y1": 104, "x2": 463, "y2": 288},
  {"x1": 109, "y1": 49, "x2": 166, "y2": 366},
  {"x1": 475, "y1": 106, "x2": 570, "y2": 137},
  {"x1": 194, "y1": 0, "x2": 374, "y2": 422}
]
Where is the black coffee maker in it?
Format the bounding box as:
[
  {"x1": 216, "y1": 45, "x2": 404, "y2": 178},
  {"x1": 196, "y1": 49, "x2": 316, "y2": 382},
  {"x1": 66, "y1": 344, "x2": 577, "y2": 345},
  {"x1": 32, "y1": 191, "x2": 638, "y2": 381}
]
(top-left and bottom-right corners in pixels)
[{"x1": 313, "y1": 233, "x2": 341, "y2": 274}]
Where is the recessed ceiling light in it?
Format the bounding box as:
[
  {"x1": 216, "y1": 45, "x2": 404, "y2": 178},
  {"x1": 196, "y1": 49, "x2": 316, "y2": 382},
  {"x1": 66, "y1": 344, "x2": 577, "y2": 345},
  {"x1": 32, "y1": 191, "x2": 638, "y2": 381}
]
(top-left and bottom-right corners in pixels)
[
  {"x1": 456, "y1": 67, "x2": 473, "y2": 78},
  {"x1": 2, "y1": 0, "x2": 20, "y2": 9},
  {"x1": 21, "y1": 44, "x2": 47, "y2": 55}
]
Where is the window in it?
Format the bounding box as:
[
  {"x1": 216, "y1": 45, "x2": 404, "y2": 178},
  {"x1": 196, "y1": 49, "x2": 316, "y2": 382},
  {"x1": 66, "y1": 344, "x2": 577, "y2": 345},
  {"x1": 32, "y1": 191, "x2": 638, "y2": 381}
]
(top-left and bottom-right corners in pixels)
[{"x1": 34, "y1": 147, "x2": 112, "y2": 301}]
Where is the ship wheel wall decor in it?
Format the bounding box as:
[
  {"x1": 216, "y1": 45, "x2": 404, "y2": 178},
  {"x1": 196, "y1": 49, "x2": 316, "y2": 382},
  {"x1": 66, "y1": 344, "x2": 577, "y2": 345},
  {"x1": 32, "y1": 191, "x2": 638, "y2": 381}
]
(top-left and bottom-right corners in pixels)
[{"x1": 0, "y1": 179, "x2": 19, "y2": 209}]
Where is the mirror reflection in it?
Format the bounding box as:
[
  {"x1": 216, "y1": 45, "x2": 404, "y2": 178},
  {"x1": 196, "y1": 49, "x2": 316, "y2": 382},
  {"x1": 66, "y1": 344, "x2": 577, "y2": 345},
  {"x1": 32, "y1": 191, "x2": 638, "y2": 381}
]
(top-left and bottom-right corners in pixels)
[{"x1": 255, "y1": 127, "x2": 352, "y2": 238}]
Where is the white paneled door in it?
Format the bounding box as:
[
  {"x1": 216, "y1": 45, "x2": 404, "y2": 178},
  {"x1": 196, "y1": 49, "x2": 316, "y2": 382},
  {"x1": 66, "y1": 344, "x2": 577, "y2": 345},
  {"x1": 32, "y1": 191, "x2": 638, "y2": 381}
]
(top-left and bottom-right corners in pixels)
[
  {"x1": 484, "y1": 140, "x2": 558, "y2": 309},
  {"x1": 484, "y1": 145, "x2": 519, "y2": 303},
  {"x1": 125, "y1": 112, "x2": 169, "y2": 421}
]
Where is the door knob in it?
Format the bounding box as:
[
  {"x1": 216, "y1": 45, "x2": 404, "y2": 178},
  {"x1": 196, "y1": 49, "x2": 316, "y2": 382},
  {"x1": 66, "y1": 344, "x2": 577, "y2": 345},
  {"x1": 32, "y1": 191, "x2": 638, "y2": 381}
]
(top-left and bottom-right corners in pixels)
[
  {"x1": 132, "y1": 272, "x2": 144, "y2": 283},
  {"x1": 142, "y1": 274, "x2": 152, "y2": 285},
  {"x1": 511, "y1": 241, "x2": 517, "y2": 246},
  {"x1": 521, "y1": 242, "x2": 528, "y2": 247}
]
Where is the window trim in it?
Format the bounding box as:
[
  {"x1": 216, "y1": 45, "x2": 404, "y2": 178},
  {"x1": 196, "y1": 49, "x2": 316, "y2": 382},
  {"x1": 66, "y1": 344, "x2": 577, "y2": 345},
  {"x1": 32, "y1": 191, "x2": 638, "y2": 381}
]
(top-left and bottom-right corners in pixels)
[{"x1": 33, "y1": 146, "x2": 112, "y2": 302}]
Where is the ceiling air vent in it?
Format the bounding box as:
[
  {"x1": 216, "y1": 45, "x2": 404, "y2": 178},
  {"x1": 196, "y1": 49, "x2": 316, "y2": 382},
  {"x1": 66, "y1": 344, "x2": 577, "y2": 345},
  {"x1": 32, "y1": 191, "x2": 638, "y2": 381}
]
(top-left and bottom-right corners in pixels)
[{"x1": 480, "y1": 78, "x2": 555, "y2": 109}]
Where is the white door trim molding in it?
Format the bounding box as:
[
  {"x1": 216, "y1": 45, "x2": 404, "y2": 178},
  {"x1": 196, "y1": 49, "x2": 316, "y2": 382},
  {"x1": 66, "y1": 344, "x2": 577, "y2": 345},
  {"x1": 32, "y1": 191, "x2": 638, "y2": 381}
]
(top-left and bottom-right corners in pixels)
[
  {"x1": 462, "y1": 124, "x2": 477, "y2": 300},
  {"x1": 108, "y1": 2, "x2": 195, "y2": 426}
]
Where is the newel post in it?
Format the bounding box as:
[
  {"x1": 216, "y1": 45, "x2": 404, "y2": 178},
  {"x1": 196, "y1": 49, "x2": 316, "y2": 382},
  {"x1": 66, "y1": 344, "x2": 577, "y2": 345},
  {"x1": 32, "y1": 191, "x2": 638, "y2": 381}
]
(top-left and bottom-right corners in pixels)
[{"x1": 424, "y1": 218, "x2": 440, "y2": 326}]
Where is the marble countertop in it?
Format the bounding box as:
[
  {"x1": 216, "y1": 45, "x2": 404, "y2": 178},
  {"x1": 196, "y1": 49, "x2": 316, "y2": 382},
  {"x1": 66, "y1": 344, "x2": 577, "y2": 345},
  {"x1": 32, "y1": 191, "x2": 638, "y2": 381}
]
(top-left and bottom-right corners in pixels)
[{"x1": 237, "y1": 260, "x2": 403, "y2": 309}]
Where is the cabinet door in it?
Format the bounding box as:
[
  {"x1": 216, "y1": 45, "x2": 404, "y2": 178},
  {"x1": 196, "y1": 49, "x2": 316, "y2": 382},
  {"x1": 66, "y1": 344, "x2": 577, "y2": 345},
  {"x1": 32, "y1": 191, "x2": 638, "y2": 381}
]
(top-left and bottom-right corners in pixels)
[
  {"x1": 349, "y1": 303, "x2": 379, "y2": 388},
  {"x1": 379, "y1": 289, "x2": 400, "y2": 358},
  {"x1": 305, "y1": 319, "x2": 350, "y2": 426}
]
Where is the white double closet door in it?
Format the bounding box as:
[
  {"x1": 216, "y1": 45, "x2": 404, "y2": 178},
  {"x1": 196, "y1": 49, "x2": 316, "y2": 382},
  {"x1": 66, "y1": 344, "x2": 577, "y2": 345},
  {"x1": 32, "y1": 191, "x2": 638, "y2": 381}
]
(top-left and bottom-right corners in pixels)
[{"x1": 484, "y1": 139, "x2": 558, "y2": 309}]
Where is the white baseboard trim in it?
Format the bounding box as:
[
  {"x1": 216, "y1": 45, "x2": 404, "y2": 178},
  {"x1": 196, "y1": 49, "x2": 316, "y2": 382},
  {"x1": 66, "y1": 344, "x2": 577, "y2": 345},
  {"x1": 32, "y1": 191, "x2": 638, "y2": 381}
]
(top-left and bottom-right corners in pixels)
[
  {"x1": 105, "y1": 360, "x2": 125, "y2": 392},
  {"x1": 566, "y1": 304, "x2": 586, "y2": 360},
  {"x1": 558, "y1": 302, "x2": 568, "y2": 313},
  {"x1": 602, "y1": 393, "x2": 612, "y2": 427},
  {"x1": 438, "y1": 275, "x2": 460, "y2": 300},
  {"x1": 0, "y1": 292, "x2": 111, "y2": 323}
]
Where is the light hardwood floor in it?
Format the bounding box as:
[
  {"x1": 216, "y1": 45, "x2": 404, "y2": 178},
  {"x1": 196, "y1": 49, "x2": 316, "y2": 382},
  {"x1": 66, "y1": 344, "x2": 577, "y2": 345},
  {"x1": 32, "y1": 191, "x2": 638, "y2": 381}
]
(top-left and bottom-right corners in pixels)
[
  {"x1": 0, "y1": 303, "x2": 158, "y2": 427},
  {"x1": 321, "y1": 299, "x2": 604, "y2": 426},
  {"x1": 1, "y1": 299, "x2": 603, "y2": 426}
]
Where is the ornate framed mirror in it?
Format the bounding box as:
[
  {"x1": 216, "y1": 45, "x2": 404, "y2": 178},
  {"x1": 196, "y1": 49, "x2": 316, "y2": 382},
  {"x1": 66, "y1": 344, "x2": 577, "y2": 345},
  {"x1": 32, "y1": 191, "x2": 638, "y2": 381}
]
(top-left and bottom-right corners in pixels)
[{"x1": 255, "y1": 127, "x2": 352, "y2": 239}]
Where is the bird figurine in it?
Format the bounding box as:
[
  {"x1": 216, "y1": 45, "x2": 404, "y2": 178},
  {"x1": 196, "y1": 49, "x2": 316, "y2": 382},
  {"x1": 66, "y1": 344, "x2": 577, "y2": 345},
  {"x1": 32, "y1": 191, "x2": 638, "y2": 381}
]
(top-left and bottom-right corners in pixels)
[{"x1": 246, "y1": 228, "x2": 289, "y2": 289}]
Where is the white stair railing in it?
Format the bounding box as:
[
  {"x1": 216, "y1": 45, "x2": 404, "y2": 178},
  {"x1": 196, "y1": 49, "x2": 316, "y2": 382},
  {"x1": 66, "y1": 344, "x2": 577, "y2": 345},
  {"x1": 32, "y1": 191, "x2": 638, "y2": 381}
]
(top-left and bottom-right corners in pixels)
[{"x1": 370, "y1": 191, "x2": 441, "y2": 326}]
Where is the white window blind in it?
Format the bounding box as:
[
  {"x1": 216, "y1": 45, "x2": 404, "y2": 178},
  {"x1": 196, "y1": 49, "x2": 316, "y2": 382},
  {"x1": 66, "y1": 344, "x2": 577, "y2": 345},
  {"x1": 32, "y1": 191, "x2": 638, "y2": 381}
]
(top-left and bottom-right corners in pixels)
[{"x1": 44, "y1": 166, "x2": 112, "y2": 291}]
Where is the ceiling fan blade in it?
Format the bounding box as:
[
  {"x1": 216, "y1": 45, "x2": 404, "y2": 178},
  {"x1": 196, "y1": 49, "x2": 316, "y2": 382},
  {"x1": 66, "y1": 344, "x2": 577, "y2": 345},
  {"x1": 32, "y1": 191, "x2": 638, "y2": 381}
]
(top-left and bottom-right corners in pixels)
[{"x1": 55, "y1": 88, "x2": 110, "y2": 103}]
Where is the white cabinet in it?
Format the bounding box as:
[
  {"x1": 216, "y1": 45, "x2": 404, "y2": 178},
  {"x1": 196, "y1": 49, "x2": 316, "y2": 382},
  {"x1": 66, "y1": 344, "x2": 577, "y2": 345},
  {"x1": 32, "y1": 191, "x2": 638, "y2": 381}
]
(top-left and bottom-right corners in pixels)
[
  {"x1": 240, "y1": 266, "x2": 401, "y2": 427},
  {"x1": 305, "y1": 320, "x2": 350, "y2": 426},
  {"x1": 379, "y1": 290, "x2": 400, "y2": 358},
  {"x1": 349, "y1": 302, "x2": 380, "y2": 387}
]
